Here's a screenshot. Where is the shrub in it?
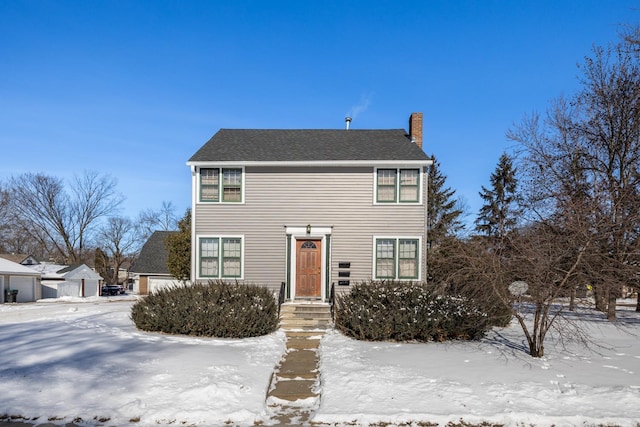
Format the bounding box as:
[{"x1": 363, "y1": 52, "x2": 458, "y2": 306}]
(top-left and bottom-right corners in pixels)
[
  {"x1": 334, "y1": 280, "x2": 489, "y2": 342},
  {"x1": 131, "y1": 281, "x2": 278, "y2": 338},
  {"x1": 428, "y1": 236, "x2": 514, "y2": 328}
]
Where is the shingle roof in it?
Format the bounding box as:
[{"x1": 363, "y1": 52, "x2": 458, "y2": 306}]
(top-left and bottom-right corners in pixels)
[
  {"x1": 0, "y1": 254, "x2": 30, "y2": 264},
  {"x1": 188, "y1": 129, "x2": 430, "y2": 163},
  {"x1": 129, "y1": 231, "x2": 176, "y2": 274},
  {"x1": 57, "y1": 264, "x2": 82, "y2": 274}
]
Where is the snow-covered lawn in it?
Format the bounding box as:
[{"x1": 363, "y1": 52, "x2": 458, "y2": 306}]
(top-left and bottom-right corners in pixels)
[{"x1": 0, "y1": 297, "x2": 638, "y2": 426}]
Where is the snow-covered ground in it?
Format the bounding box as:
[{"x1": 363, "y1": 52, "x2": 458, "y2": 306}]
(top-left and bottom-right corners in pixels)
[{"x1": 0, "y1": 296, "x2": 638, "y2": 426}]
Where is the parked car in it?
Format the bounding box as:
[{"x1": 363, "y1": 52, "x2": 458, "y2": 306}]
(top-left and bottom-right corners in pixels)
[{"x1": 101, "y1": 284, "x2": 121, "y2": 296}]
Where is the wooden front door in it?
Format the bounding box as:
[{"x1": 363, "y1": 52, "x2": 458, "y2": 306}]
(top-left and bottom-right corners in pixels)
[{"x1": 296, "y1": 239, "x2": 322, "y2": 298}]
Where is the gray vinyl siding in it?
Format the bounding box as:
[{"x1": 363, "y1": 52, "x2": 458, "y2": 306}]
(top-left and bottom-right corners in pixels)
[{"x1": 194, "y1": 166, "x2": 426, "y2": 292}]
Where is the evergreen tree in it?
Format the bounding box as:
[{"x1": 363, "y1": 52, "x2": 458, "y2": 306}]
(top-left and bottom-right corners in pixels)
[
  {"x1": 165, "y1": 209, "x2": 191, "y2": 281},
  {"x1": 475, "y1": 153, "x2": 519, "y2": 239},
  {"x1": 94, "y1": 247, "x2": 111, "y2": 283},
  {"x1": 427, "y1": 155, "x2": 463, "y2": 246}
]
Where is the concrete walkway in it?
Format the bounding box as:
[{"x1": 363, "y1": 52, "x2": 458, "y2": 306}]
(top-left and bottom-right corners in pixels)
[{"x1": 266, "y1": 330, "x2": 325, "y2": 426}]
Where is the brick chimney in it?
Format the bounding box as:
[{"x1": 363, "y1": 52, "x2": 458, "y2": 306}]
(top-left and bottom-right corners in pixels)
[{"x1": 409, "y1": 112, "x2": 423, "y2": 149}]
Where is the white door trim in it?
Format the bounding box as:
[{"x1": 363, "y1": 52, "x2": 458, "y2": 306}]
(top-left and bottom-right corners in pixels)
[{"x1": 286, "y1": 226, "x2": 332, "y2": 302}]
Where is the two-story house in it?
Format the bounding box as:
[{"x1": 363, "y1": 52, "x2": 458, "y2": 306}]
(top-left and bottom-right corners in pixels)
[{"x1": 187, "y1": 112, "x2": 432, "y2": 303}]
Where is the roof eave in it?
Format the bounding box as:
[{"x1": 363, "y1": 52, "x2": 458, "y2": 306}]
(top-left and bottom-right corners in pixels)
[{"x1": 187, "y1": 159, "x2": 433, "y2": 167}]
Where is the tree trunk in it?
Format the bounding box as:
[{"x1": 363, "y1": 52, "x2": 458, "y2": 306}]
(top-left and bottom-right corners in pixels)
[
  {"x1": 594, "y1": 285, "x2": 607, "y2": 312},
  {"x1": 607, "y1": 290, "x2": 617, "y2": 321},
  {"x1": 529, "y1": 345, "x2": 543, "y2": 358},
  {"x1": 527, "y1": 305, "x2": 545, "y2": 358},
  {"x1": 569, "y1": 287, "x2": 576, "y2": 311},
  {"x1": 636, "y1": 292, "x2": 640, "y2": 312},
  {"x1": 529, "y1": 338, "x2": 544, "y2": 358}
]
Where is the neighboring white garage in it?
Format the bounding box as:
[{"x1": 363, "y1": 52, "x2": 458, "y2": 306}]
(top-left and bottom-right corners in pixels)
[
  {"x1": 58, "y1": 264, "x2": 103, "y2": 297},
  {"x1": 36, "y1": 264, "x2": 103, "y2": 298},
  {"x1": 147, "y1": 276, "x2": 181, "y2": 294},
  {"x1": 0, "y1": 257, "x2": 41, "y2": 303}
]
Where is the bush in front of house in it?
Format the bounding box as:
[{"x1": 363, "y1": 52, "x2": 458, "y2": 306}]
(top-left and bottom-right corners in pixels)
[
  {"x1": 334, "y1": 280, "x2": 489, "y2": 342},
  {"x1": 131, "y1": 281, "x2": 278, "y2": 338}
]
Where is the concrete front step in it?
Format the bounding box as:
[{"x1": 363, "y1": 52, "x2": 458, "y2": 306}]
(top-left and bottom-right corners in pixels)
[
  {"x1": 279, "y1": 303, "x2": 333, "y2": 330},
  {"x1": 280, "y1": 310, "x2": 332, "y2": 317},
  {"x1": 280, "y1": 318, "x2": 331, "y2": 327},
  {"x1": 279, "y1": 320, "x2": 331, "y2": 331},
  {"x1": 280, "y1": 314, "x2": 332, "y2": 321},
  {"x1": 280, "y1": 302, "x2": 330, "y2": 309},
  {"x1": 280, "y1": 317, "x2": 331, "y2": 325},
  {"x1": 280, "y1": 306, "x2": 331, "y2": 313}
]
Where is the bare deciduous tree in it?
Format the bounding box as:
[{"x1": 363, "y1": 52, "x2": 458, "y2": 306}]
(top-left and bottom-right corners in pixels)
[
  {"x1": 0, "y1": 182, "x2": 11, "y2": 252},
  {"x1": 508, "y1": 35, "x2": 640, "y2": 320},
  {"x1": 436, "y1": 216, "x2": 595, "y2": 358},
  {"x1": 1, "y1": 219, "x2": 48, "y2": 258},
  {"x1": 9, "y1": 171, "x2": 123, "y2": 263},
  {"x1": 96, "y1": 216, "x2": 141, "y2": 284},
  {"x1": 136, "y1": 201, "x2": 179, "y2": 240},
  {"x1": 70, "y1": 171, "x2": 124, "y2": 258},
  {"x1": 506, "y1": 222, "x2": 593, "y2": 357}
]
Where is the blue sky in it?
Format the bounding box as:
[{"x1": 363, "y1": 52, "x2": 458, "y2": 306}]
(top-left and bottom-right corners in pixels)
[{"x1": 1, "y1": 1, "x2": 637, "y2": 226}]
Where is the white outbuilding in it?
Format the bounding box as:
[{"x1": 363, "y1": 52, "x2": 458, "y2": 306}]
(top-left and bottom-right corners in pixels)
[
  {"x1": 35, "y1": 263, "x2": 103, "y2": 298},
  {"x1": 0, "y1": 257, "x2": 41, "y2": 303},
  {"x1": 58, "y1": 264, "x2": 103, "y2": 297}
]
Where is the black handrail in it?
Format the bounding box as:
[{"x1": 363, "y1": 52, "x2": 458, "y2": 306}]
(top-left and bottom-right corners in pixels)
[
  {"x1": 277, "y1": 281, "x2": 286, "y2": 316},
  {"x1": 329, "y1": 282, "x2": 336, "y2": 320}
]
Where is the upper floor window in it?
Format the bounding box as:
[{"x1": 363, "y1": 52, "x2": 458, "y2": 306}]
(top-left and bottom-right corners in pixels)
[
  {"x1": 376, "y1": 168, "x2": 420, "y2": 203},
  {"x1": 200, "y1": 168, "x2": 243, "y2": 203}
]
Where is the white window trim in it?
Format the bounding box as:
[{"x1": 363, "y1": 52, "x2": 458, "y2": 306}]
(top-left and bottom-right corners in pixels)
[
  {"x1": 196, "y1": 235, "x2": 245, "y2": 280},
  {"x1": 373, "y1": 167, "x2": 423, "y2": 205},
  {"x1": 371, "y1": 236, "x2": 422, "y2": 281},
  {"x1": 197, "y1": 166, "x2": 246, "y2": 204}
]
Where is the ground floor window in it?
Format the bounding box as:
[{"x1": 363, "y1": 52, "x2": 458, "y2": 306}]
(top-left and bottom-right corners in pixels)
[
  {"x1": 374, "y1": 237, "x2": 420, "y2": 280},
  {"x1": 198, "y1": 236, "x2": 243, "y2": 279}
]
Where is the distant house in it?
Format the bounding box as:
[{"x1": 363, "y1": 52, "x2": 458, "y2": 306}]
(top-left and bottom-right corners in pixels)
[
  {"x1": 186, "y1": 113, "x2": 432, "y2": 303},
  {"x1": 130, "y1": 231, "x2": 181, "y2": 295},
  {"x1": 0, "y1": 257, "x2": 41, "y2": 303},
  {"x1": 0, "y1": 253, "x2": 39, "y2": 266}
]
